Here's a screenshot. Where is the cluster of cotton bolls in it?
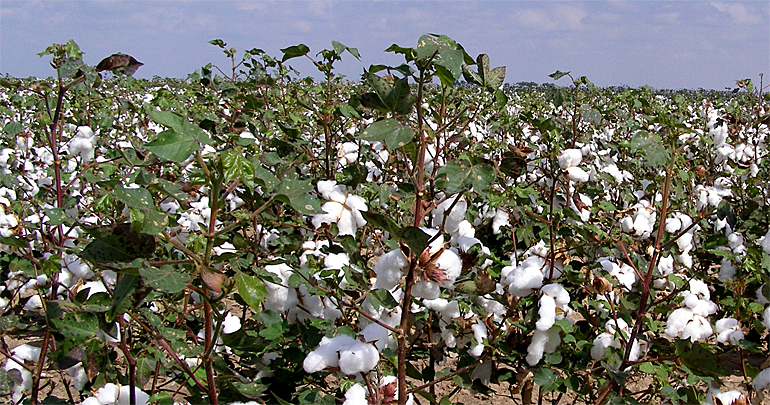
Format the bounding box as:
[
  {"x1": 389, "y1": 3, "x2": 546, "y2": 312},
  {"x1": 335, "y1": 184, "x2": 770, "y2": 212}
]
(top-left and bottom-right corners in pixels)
[
  {"x1": 558, "y1": 148, "x2": 590, "y2": 183},
  {"x1": 620, "y1": 200, "x2": 657, "y2": 239},
  {"x1": 664, "y1": 279, "x2": 718, "y2": 342},
  {"x1": 591, "y1": 318, "x2": 646, "y2": 365},
  {"x1": 665, "y1": 212, "x2": 699, "y2": 269},
  {"x1": 303, "y1": 334, "x2": 380, "y2": 375},
  {"x1": 526, "y1": 283, "x2": 572, "y2": 366},
  {"x1": 500, "y1": 240, "x2": 561, "y2": 297}
]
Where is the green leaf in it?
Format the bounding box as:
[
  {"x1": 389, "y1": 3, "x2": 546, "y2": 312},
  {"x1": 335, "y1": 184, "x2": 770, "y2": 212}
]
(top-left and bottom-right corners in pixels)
[
  {"x1": 114, "y1": 185, "x2": 154, "y2": 211},
  {"x1": 253, "y1": 164, "x2": 280, "y2": 192},
  {"x1": 549, "y1": 70, "x2": 571, "y2": 80},
  {"x1": 630, "y1": 131, "x2": 669, "y2": 167},
  {"x1": 81, "y1": 223, "x2": 157, "y2": 263},
  {"x1": 235, "y1": 273, "x2": 267, "y2": 310},
  {"x1": 359, "y1": 119, "x2": 414, "y2": 150},
  {"x1": 281, "y1": 44, "x2": 310, "y2": 62},
  {"x1": 139, "y1": 265, "x2": 188, "y2": 294},
  {"x1": 675, "y1": 341, "x2": 727, "y2": 378},
  {"x1": 222, "y1": 148, "x2": 256, "y2": 191},
  {"x1": 396, "y1": 226, "x2": 430, "y2": 255},
  {"x1": 144, "y1": 129, "x2": 201, "y2": 163},
  {"x1": 331, "y1": 41, "x2": 360, "y2": 60},
  {"x1": 108, "y1": 272, "x2": 141, "y2": 320},
  {"x1": 145, "y1": 108, "x2": 211, "y2": 144},
  {"x1": 436, "y1": 157, "x2": 496, "y2": 196},
  {"x1": 463, "y1": 54, "x2": 506, "y2": 90},
  {"x1": 276, "y1": 178, "x2": 322, "y2": 215}
]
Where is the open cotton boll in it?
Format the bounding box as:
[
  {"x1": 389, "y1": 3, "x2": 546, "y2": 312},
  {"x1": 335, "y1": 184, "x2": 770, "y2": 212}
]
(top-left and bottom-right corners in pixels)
[
  {"x1": 4, "y1": 344, "x2": 42, "y2": 402},
  {"x1": 468, "y1": 319, "x2": 488, "y2": 357},
  {"x1": 67, "y1": 362, "x2": 89, "y2": 391},
  {"x1": 222, "y1": 312, "x2": 242, "y2": 334},
  {"x1": 758, "y1": 229, "x2": 770, "y2": 254},
  {"x1": 373, "y1": 249, "x2": 408, "y2": 290},
  {"x1": 432, "y1": 195, "x2": 467, "y2": 235},
  {"x1": 565, "y1": 166, "x2": 590, "y2": 183},
  {"x1": 338, "y1": 340, "x2": 379, "y2": 375},
  {"x1": 754, "y1": 367, "x2": 770, "y2": 391},
  {"x1": 525, "y1": 327, "x2": 561, "y2": 366},
  {"x1": 536, "y1": 295, "x2": 557, "y2": 331},
  {"x1": 558, "y1": 148, "x2": 583, "y2": 169},
  {"x1": 715, "y1": 318, "x2": 743, "y2": 344},
  {"x1": 342, "y1": 383, "x2": 368, "y2": 405},
  {"x1": 263, "y1": 263, "x2": 299, "y2": 313},
  {"x1": 501, "y1": 257, "x2": 544, "y2": 297},
  {"x1": 680, "y1": 315, "x2": 713, "y2": 343},
  {"x1": 303, "y1": 335, "x2": 351, "y2": 373},
  {"x1": 336, "y1": 142, "x2": 359, "y2": 167}
]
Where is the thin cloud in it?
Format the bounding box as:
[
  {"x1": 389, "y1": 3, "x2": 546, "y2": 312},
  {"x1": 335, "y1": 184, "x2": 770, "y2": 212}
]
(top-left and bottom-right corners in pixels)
[{"x1": 710, "y1": 2, "x2": 763, "y2": 25}]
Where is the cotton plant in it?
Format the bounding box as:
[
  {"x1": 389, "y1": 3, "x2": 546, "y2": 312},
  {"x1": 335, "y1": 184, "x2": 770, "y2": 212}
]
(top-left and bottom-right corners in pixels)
[{"x1": 311, "y1": 180, "x2": 368, "y2": 236}]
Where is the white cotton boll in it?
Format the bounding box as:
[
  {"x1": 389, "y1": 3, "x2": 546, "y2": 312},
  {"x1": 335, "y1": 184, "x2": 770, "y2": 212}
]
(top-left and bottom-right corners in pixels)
[
  {"x1": 303, "y1": 336, "x2": 345, "y2": 373},
  {"x1": 336, "y1": 142, "x2": 359, "y2": 167},
  {"x1": 373, "y1": 250, "x2": 408, "y2": 290},
  {"x1": 81, "y1": 397, "x2": 102, "y2": 405},
  {"x1": 412, "y1": 280, "x2": 441, "y2": 300},
  {"x1": 760, "y1": 230, "x2": 770, "y2": 254},
  {"x1": 665, "y1": 307, "x2": 694, "y2": 338},
  {"x1": 620, "y1": 216, "x2": 634, "y2": 233},
  {"x1": 362, "y1": 323, "x2": 394, "y2": 352},
  {"x1": 434, "y1": 249, "x2": 462, "y2": 288},
  {"x1": 536, "y1": 295, "x2": 557, "y2": 331},
  {"x1": 666, "y1": 217, "x2": 682, "y2": 233},
  {"x1": 492, "y1": 208, "x2": 510, "y2": 234},
  {"x1": 432, "y1": 196, "x2": 467, "y2": 235},
  {"x1": 24, "y1": 294, "x2": 43, "y2": 310},
  {"x1": 263, "y1": 263, "x2": 299, "y2": 313},
  {"x1": 558, "y1": 149, "x2": 583, "y2": 169},
  {"x1": 441, "y1": 328, "x2": 457, "y2": 348},
  {"x1": 468, "y1": 319, "x2": 488, "y2": 357},
  {"x1": 715, "y1": 318, "x2": 743, "y2": 344},
  {"x1": 338, "y1": 340, "x2": 379, "y2": 375},
  {"x1": 222, "y1": 313, "x2": 241, "y2": 334},
  {"x1": 591, "y1": 333, "x2": 617, "y2": 360},
  {"x1": 505, "y1": 263, "x2": 544, "y2": 297},
  {"x1": 67, "y1": 362, "x2": 88, "y2": 391},
  {"x1": 542, "y1": 283, "x2": 570, "y2": 307},
  {"x1": 676, "y1": 233, "x2": 693, "y2": 252},
  {"x1": 526, "y1": 329, "x2": 550, "y2": 366},
  {"x1": 343, "y1": 384, "x2": 368, "y2": 405},
  {"x1": 681, "y1": 315, "x2": 713, "y2": 342},
  {"x1": 753, "y1": 367, "x2": 770, "y2": 391},
  {"x1": 719, "y1": 259, "x2": 737, "y2": 280},
  {"x1": 689, "y1": 298, "x2": 718, "y2": 316},
  {"x1": 117, "y1": 386, "x2": 150, "y2": 405},
  {"x1": 97, "y1": 383, "x2": 120, "y2": 404},
  {"x1": 565, "y1": 166, "x2": 590, "y2": 183},
  {"x1": 727, "y1": 232, "x2": 744, "y2": 250},
  {"x1": 757, "y1": 285, "x2": 770, "y2": 306}
]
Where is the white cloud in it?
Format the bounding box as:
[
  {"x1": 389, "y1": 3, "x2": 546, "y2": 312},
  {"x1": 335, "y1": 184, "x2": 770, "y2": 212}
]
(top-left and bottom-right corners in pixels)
[
  {"x1": 513, "y1": 5, "x2": 587, "y2": 31},
  {"x1": 710, "y1": 2, "x2": 763, "y2": 25}
]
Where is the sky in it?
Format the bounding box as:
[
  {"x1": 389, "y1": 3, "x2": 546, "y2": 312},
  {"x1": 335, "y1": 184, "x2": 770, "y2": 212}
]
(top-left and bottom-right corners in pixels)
[{"x1": 0, "y1": 0, "x2": 768, "y2": 90}]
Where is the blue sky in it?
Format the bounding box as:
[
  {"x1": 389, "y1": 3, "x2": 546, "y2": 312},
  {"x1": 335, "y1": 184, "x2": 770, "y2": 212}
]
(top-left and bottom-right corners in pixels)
[{"x1": 1, "y1": 1, "x2": 768, "y2": 89}]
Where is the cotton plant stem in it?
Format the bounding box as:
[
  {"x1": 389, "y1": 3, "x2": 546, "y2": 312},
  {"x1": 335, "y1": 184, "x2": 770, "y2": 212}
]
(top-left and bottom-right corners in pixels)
[{"x1": 596, "y1": 167, "x2": 674, "y2": 405}]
